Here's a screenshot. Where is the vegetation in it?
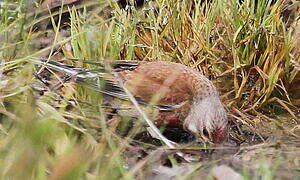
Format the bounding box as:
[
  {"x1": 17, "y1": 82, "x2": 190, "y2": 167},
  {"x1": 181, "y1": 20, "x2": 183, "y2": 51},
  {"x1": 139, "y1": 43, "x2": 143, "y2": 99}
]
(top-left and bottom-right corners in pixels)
[{"x1": 0, "y1": 0, "x2": 299, "y2": 179}]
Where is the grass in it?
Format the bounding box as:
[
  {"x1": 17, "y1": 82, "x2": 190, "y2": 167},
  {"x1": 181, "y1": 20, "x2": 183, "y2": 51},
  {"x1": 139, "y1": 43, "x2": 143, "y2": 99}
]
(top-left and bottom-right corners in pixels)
[{"x1": 0, "y1": 0, "x2": 299, "y2": 179}]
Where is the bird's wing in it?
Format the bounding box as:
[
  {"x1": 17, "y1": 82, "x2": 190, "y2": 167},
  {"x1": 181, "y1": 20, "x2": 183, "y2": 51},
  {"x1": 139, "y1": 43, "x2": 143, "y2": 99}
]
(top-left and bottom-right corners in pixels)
[{"x1": 116, "y1": 61, "x2": 192, "y2": 106}]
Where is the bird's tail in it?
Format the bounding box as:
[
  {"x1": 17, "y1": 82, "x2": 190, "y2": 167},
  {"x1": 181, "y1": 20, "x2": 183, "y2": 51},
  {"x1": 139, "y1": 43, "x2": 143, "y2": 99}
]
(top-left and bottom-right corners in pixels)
[{"x1": 30, "y1": 58, "x2": 129, "y2": 100}]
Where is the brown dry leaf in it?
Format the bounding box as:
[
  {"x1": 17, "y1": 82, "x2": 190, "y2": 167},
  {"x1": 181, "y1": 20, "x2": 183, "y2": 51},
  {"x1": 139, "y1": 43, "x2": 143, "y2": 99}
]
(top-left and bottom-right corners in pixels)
[
  {"x1": 209, "y1": 165, "x2": 242, "y2": 180},
  {"x1": 145, "y1": 164, "x2": 199, "y2": 180}
]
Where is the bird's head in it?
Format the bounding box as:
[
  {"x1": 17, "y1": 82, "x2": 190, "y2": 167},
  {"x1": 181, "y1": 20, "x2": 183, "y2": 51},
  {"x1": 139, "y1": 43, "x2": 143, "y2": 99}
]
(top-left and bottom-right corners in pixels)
[{"x1": 183, "y1": 95, "x2": 228, "y2": 143}]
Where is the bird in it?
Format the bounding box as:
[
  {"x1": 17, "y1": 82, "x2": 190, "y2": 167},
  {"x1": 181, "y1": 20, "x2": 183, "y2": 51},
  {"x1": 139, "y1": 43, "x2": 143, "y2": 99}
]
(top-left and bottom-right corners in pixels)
[{"x1": 34, "y1": 58, "x2": 228, "y2": 143}]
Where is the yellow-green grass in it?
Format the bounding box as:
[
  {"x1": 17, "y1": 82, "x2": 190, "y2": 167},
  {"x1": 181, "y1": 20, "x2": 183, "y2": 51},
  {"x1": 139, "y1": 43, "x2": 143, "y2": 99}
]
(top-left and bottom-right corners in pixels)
[{"x1": 0, "y1": 0, "x2": 299, "y2": 179}]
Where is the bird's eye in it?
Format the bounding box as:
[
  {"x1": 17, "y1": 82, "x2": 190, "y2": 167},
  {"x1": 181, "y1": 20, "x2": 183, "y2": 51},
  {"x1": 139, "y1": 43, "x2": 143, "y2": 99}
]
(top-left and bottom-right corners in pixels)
[{"x1": 203, "y1": 129, "x2": 209, "y2": 137}]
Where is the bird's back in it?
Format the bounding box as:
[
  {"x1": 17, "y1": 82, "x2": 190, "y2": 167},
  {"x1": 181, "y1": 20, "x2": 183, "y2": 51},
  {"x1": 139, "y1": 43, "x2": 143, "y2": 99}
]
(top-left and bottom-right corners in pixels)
[{"x1": 117, "y1": 61, "x2": 214, "y2": 107}]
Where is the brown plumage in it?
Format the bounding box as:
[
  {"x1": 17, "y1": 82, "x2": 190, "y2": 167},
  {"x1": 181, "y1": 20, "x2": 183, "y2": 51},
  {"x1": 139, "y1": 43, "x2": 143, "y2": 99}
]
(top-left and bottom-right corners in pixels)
[
  {"x1": 114, "y1": 61, "x2": 228, "y2": 143},
  {"x1": 37, "y1": 59, "x2": 228, "y2": 143}
]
